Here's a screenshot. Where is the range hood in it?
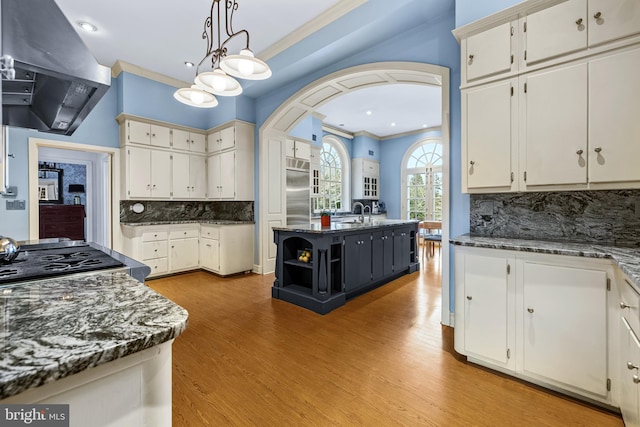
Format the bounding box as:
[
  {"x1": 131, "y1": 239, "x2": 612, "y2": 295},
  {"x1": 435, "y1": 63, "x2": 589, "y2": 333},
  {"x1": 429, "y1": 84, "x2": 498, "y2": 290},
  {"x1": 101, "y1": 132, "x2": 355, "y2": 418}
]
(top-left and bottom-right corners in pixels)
[{"x1": 1, "y1": 0, "x2": 111, "y2": 135}]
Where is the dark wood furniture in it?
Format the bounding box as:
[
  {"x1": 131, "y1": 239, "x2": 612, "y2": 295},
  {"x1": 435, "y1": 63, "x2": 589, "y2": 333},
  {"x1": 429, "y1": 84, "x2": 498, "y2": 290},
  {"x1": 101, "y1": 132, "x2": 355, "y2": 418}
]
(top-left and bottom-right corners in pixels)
[{"x1": 39, "y1": 204, "x2": 85, "y2": 241}]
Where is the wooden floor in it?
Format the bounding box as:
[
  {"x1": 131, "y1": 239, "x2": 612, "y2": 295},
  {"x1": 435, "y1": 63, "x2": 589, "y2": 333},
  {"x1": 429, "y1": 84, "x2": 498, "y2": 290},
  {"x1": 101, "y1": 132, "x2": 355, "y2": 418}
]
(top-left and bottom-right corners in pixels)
[{"x1": 148, "y1": 250, "x2": 624, "y2": 426}]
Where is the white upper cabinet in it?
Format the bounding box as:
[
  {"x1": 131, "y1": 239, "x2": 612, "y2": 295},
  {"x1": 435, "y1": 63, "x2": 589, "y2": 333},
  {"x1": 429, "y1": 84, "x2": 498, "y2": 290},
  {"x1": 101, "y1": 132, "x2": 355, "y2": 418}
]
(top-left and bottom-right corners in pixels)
[
  {"x1": 524, "y1": 0, "x2": 587, "y2": 65},
  {"x1": 464, "y1": 79, "x2": 516, "y2": 191},
  {"x1": 465, "y1": 22, "x2": 514, "y2": 83},
  {"x1": 172, "y1": 153, "x2": 207, "y2": 199},
  {"x1": 285, "y1": 139, "x2": 311, "y2": 160},
  {"x1": 588, "y1": 0, "x2": 640, "y2": 46},
  {"x1": 588, "y1": 47, "x2": 640, "y2": 184},
  {"x1": 208, "y1": 126, "x2": 235, "y2": 153},
  {"x1": 125, "y1": 146, "x2": 171, "y2": 198},
  {"x1": 126, "y1": 120, "x2": 172, "y2": 148},
  {"x1": 522, "y1": 63, "x2": 588, "y2": 187},
  {"x1": 172, "y1": 129, "x2": 206, "y2": 153}
]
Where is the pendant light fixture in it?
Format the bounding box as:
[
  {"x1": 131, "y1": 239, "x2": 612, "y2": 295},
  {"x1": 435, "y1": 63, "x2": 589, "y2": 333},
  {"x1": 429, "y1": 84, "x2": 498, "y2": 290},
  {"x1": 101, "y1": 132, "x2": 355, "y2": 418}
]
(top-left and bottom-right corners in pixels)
[{"x1": 174, "y1": 0, "x2": 272, "y2": 108}]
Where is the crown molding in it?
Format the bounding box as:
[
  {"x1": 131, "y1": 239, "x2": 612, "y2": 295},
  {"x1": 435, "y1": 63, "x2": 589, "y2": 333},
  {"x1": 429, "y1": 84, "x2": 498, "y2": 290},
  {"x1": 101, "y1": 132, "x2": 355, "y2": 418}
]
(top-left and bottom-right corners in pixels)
[
  {"x1": 312, "y1": 112, "x2": 327, "y2": 120},
  {"x1": 322, "y1": 124, "x2": 354, "y2": 140},
  {"x1": 111, "y1": 60, "x2": 190, "y2": 88},
  {"x1": 381, "y1": 126, "x2": 442, "y2": 141},
  {"x1": 258, "y1": 0, "x2": 368, "y2": 61},
  {"x1": 353, "y1": 130, "x2": 380, "y2": 140}
]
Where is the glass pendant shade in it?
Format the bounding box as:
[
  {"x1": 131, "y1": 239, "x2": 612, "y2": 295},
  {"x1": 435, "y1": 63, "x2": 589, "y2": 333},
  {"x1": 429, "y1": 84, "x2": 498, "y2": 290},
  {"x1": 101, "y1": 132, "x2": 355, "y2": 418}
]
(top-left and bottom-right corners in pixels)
[
  {"x1": 195, "y1": 68, "x2": 243, "y2": 96},
  {"x1": 173, "y1": 85, "x2": 219, "y2": 108},
  {"x1": 220, "y1": 49, "x2": 272, "y2": 80}
]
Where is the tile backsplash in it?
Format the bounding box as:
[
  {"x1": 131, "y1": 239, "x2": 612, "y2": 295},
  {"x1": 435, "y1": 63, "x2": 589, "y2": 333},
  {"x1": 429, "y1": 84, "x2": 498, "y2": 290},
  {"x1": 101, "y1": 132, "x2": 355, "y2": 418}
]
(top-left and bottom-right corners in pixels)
[
  {"x1": 120, "y1": 200, "x2": 254, "y2": 223},
  {"x1": 470, "y1": 190, "x2": 640, "y2": 246}
]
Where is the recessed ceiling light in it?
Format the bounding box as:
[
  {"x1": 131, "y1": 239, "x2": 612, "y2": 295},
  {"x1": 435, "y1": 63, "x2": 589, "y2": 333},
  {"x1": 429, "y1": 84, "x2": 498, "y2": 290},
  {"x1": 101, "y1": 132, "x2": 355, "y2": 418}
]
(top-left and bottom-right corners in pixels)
[
  {"x1": 422, "y1": 124, "x2": 428, "y2": 128},
  {"x1": 78, "y1": 21, "x2": 98, "y2": 32},
  {"x1": 391, "y1": 122, "x2": 396, "y2": 127},
  {"x1": 366, "y1": 111, "x2": 372, "y2": 116},
  {"x1": 184, "y1": 61, "x2": 195, "y2": 68}
]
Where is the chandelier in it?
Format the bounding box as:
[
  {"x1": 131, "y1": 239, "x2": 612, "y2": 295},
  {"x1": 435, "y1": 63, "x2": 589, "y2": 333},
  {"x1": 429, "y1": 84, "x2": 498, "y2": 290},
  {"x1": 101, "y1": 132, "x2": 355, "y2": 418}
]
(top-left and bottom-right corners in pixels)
[{"x1": 174, "y1": 0, "x2": 272, "y2": 108}]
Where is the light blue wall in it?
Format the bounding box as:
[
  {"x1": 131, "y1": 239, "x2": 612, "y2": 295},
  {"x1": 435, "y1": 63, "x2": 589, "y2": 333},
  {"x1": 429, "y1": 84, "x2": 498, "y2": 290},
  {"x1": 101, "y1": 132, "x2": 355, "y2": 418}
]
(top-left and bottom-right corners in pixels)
[
  {"x1": 379, "y1": 130, "x2": 442, "y2": 219},
  {"x1": 322, "y1": 131, "x2": 353, "y2": 156},
  {"x1": 455, "y1": 0, "x2": 523, "y2": 27},
  {"x1": 352, "y1": 134, "x2": 381, "y2": 161},
  {"x1": 288, "y1": 116, "x2": 314, "y2": 141}
]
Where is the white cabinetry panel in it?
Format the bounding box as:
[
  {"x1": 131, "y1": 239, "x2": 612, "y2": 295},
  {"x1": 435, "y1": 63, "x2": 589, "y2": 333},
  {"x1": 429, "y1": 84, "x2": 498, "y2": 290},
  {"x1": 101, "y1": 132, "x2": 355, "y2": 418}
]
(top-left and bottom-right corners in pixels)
[
  {"x1": 466, "y1": 22, "x2": 513, "y2": 82},
  {"x1": 588, "y1": 0, "x2": 640, "y2": 46}
]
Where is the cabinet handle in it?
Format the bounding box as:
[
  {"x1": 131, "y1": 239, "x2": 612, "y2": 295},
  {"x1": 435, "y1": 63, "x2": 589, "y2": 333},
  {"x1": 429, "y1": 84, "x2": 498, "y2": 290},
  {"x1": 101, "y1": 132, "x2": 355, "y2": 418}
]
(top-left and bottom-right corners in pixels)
[
  {"x1": 628, "y1": 361, "x2": 639, "y2": 370},
  {"x1": 527, "y1": 308, "x2": 534, "y2": 313},
  {"x1": 469, "y1": 160, "x2": 475, "y2": 166},
  {"x1": 576, "y1": 149, "x2": 583, "y2": 155},
  {"x1": 575, "y1": 18, "x2": 583, "y2": 26},
  {"x1": 621, "y1": 302, "x2": 635, "y2": 309},
  {"x1": 593, "y1": 12, "x2": 601, "y2": 20},
  {"x1": 466, "y1": 296, "x2": 472, "y2": 301},
  {"x1": 634, "y1": 375, "x2": 640, "y2": 385},
  {"x1": 594, "y1": 147, "x2": 602, "y2": 153},
  {"x1": 468, "y1": 54, "x2": 474, "y2": 64}
]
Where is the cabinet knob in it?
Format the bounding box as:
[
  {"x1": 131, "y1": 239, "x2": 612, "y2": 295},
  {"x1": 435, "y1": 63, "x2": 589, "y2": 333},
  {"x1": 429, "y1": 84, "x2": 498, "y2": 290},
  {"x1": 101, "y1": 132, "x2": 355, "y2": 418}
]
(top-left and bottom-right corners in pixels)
[
  {"x1": 575, "y1": 18, "x2": 583, "y2": 26},
  {"x1": 470, "y1": 160, "x2": 475, "y2": 166},
  {"x1": 154, "y1": 249, "x2": 158, "y2": 252},
  {"x1": 527, "y1": 308, "x2": 534, "y2": 313},
  {"x1": 576, "y1": 149, "x2": 583, "y2": 155},
  {"x1": 594, "y1": 147, "x2": 602, "y2": 153},
  {"x1": 628, "y1": 361, "x2": 639, "y2": 370},
  {"x1": 593, "y1": 11, "x2": 602, "y2": 20},
  {"x1": 634, "y1": 375, "x2": 640, "y2": 385},
  {"x1": 146, "y1": 132, "x2": 150, "y2": 136},
  {"x1": 468, "y1": 54, "x2": 474, "y2": 64},
  {"x1": 152, "y1": 133, "x2": 156, "y2": 137},
  {"x1": 466, "y1": 296, "x2": 472, "y2": 301}
]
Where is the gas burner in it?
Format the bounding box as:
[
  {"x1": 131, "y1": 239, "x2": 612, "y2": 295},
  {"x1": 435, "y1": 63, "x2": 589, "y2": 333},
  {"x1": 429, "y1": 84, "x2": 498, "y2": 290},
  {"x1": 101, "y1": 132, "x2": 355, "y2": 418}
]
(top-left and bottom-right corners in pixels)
[
  {"x1": 0, "y1": 268, "x2": 18, "y2": 278},
  {"x1": 41, "y1": 252, "x2": 91, "y2": 262},
  {"x1": 43, "y1": 258, "x2": 103, "y2": 272}
]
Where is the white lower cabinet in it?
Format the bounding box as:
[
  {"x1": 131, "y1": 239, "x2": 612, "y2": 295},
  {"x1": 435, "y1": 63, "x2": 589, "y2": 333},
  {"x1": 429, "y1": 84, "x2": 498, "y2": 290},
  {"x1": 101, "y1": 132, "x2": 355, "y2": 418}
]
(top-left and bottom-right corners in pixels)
[
  {"x1": 121, "y1": 223, "x2": 254, "y2": 278},
  {"x1": 455, "y1": 246, "x2": 615, "y2": 405},
  {"x1": 619, "y1": 274, "x2": 640, "y2": 426}
]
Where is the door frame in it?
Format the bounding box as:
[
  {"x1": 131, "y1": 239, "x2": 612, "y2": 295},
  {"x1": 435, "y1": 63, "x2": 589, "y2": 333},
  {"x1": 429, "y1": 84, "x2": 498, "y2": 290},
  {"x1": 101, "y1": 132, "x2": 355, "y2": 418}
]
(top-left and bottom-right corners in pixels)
[
  {"x1": 258, "y1": 61, "x2": 452, "y2": 326},
  {"x1": 28, "y1": 138, "x2": 121, "y2": 250}
]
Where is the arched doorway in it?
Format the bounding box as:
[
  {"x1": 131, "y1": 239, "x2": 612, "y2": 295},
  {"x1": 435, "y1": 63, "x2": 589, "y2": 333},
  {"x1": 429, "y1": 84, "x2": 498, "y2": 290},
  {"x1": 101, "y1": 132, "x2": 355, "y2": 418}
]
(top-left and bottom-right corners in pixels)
[{"x1": 258, "y1": 62, "x2": 452, "y2": 325}]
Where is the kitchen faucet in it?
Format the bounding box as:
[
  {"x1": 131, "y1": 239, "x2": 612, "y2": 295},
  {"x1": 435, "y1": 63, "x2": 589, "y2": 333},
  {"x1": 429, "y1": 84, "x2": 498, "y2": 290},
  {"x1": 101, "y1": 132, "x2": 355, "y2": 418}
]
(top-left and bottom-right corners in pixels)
[
  {"x1": 363, "y1": 205, "x2": 371, "y2": 223},
  {"x1": 352, "y1": 202, "x2": 365, "y2": 223}
]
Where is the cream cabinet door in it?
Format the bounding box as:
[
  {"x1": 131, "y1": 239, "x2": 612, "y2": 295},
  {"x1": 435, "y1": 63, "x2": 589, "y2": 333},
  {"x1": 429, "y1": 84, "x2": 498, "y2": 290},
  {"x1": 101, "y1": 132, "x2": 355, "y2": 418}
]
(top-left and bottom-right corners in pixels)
[
  {"x1": 522, "y1": 262, "x2": 607, "y2": 396},
  {"x1": 200, "y1": 238, "x2": 220, "y2": 272},
  {"x1": 589, "y1": 47, "x2": 640, "y2": 184},
  {"x1": 522, "y1": 63, "x2": 587, "y2": 186},
  {"x1": 524, "y1": 0, "x2": 587, "y2": 65},
  {"x1": 620, "y1": 318, "x2": 640, "y2": 427},
  {"x1": 463, "y1": 252, "x2": 514, "y2": 369},
  {"x1": 150, "y1": 125, "x2": 171, "y2": 148},
  {"x1": 465, "y1": 22, "x2": 513, "y2": 82},
  {"x1": 127, "y1": 121, "x2": 151, "y2": 145},
  {"x1": 464, "y1": 79, "x2": 515, "y2": 190},
  {"x1": 219, "y1": 126, "x2": 235, "y2": 151},
  {"x1": 127, "y1": 146, "x2": 151, "y2": 197},
  {"x1": 171, "y1": 153, "x2": 191, "y2": 198},
  {"x1": 207, "y1": 154, "x2": 221, "y2": 199},
  {"x1": 169, "y1": 238, "x2": 199, "y2": 271},
  {"x1": 190, "y1": 133, "x2": 206, "y2": 153},
  {"x1": 172, "y1": 129, "x2": 191, "y2": 151},
  {"x1": 189, "y1": 155, "x2": 207, "y2": 198},
  {"x1": 150, "y1": 150, "x2": 171, "y2": 198},
  {"x1": 588, "y1": 0, "x2": 640, "y2": 46},
  {"x1": 219, "y1": 151, "x2": 235, "y2": 198}
]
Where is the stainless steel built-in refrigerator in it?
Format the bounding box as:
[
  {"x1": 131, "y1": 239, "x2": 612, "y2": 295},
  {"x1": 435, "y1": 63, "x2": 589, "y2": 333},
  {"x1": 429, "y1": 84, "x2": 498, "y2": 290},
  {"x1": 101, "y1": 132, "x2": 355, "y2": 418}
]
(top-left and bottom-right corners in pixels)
[{"x1": 286, "y1": 158, "x2": 310, "y2": 225}]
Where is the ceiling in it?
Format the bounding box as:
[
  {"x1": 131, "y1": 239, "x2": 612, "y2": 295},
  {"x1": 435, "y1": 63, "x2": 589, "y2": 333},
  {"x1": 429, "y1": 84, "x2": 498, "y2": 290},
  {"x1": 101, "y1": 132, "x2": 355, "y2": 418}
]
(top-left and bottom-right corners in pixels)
[{"x1": 53, "y1": 0, "x2": 446, "y2": 137}]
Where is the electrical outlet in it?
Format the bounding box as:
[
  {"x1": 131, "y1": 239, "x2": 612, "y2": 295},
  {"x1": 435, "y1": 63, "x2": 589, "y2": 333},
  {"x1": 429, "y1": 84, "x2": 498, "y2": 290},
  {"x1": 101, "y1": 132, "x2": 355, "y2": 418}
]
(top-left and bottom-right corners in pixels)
[
  {"x1": 6, "y1": 200, "x2": 25, "y2": 210},
  {"x1": 479, "y1": 201, "x2": 494, "y2": 216}
]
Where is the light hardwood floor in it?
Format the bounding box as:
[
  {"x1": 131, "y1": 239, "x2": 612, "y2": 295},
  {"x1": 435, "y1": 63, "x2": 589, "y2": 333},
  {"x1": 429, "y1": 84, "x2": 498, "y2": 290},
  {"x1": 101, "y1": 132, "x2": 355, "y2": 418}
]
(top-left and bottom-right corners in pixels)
[{"x1": 148, "y1": 251, "x2": 624, "y2": 426}]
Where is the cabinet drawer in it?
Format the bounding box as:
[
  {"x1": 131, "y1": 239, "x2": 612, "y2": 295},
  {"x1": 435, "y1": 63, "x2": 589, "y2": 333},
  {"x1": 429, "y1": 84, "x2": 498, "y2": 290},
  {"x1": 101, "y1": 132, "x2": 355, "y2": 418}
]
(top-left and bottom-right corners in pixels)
[
  {"x1": 146, "y1": 258, "x2": 168, "y2": 276},
  {"x1": 142, "y1": 241, "x2": 168, "y2": 260},
  {"x1": 620, "y1": 277, "x2": 640, "y2": 333},
  {"x1": 169, "y1": 228, "x2": 199, "y2": 239},
  {"x1": 142, "y1": 230, "x2": 168, "y2": 242},
  {"x1": 200, "y1": 226, "x2": 220, "y2": 240}
]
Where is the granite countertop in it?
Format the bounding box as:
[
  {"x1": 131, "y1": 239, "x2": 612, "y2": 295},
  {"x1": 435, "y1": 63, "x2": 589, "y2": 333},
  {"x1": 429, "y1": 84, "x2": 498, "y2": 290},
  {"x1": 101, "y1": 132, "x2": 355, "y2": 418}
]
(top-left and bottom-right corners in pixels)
[
  {"x1": 121, "y1": 220, "x2": 253, "y2": 226},
  {"x1": 451, "y1": 234, "x2": 640, "y2": 291},
  {"x1": 273, "y1": 219, "x2": 418, "y2": 234},
  {"x1": 0, "y1": 271, "x2": 188, "y2": 400}
]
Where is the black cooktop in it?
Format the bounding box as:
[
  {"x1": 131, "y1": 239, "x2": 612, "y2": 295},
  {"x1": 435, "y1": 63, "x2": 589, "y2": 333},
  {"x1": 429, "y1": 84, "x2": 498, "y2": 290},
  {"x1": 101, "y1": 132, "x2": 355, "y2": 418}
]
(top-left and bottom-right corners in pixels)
[{"x1": 0, "y1": 244, "x2": 125, "y2": 285}]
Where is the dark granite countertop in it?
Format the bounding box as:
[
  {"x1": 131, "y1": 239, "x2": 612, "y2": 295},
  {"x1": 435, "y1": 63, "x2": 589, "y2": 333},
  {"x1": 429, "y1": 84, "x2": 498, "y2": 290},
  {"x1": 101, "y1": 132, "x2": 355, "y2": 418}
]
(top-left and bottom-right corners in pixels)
[
  {"x1": 451, "y1": 234, "x2": 640, "y2": 291},
  {"x1": 121, "y1": 220, "x2": 253, "y2": 226},
  {"x1": 273, "y1": 219, "x2": 418, "y2": 234},
  {"x1": 0, "y1": 271, "x2": 188, "y2": 399}
]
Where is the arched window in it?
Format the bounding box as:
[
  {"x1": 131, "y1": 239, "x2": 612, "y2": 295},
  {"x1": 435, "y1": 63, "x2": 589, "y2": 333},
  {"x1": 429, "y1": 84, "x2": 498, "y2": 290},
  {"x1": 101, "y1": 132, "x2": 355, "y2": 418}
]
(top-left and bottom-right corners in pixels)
[
  {"x1": 313, "y1": 136, "x2": 349, "y2": 213},
  {"x1": 405, "y1": 140, "x2": 443, "y2": 221}
]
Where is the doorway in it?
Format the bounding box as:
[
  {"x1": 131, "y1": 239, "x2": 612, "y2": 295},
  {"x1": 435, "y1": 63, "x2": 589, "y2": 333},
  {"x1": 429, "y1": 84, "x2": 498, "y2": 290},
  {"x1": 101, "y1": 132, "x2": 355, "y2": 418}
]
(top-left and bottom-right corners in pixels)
[
  {"x1": 27, "y1": 138, "x2": 121, "y2": 249},
  {"x1": 258, "y1": 62, "x2": 452, "y2": 326}
]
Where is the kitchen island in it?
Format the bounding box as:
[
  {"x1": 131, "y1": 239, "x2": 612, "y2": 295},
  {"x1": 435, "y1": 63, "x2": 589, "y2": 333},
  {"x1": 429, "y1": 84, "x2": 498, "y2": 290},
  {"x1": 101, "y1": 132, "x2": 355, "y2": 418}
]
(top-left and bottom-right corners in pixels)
[
  {"x1": 272, "y1": 220, "x2": 419, "y2": 314},
  {"x1": 0, "y1": 270, "x2": 188, "y2": 427}
]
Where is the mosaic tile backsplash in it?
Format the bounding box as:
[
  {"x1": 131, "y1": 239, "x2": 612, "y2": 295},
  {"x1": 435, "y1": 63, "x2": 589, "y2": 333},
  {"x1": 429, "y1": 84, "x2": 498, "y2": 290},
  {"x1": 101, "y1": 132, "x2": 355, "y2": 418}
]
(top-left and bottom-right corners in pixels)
[
  {"x1": 120, "y1": 200, "x2": 254, "y2": 223},
  {"x1": 470, "y1": 190, "x2": 640, "y2": 247}
]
